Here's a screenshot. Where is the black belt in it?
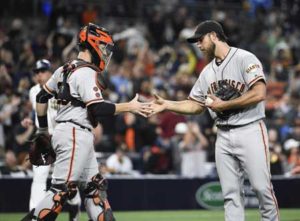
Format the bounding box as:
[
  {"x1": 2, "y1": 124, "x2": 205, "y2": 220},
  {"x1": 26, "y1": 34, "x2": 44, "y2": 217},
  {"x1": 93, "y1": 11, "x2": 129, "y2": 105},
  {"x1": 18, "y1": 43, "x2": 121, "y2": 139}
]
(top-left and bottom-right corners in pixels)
[
  {"x1": 57, "y1": 120, "x2": 91, "y2": 132},
  {"x1": 216, "y1": 123, "x2": 248, "y2": 131}
]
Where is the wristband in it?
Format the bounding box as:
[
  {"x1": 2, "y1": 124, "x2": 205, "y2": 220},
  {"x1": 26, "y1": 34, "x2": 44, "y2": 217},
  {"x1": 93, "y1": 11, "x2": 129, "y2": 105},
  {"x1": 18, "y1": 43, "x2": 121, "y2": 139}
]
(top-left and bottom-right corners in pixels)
[{"x1": 37, "y1": 115, "x2": 48, "y2": 128}]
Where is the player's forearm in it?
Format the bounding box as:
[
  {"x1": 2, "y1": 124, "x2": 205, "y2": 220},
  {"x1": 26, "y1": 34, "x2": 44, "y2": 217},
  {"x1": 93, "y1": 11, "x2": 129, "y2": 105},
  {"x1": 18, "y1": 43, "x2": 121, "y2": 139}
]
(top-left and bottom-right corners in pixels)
[
  {"x1": 114, "y1": 102, "x2": 133, "y2": 114},
  {"x1": 223, "y1": 82, "x2": 266, "y2": 110},
  {"x1": 165, "y1": 99, "x2": 204, "y2": 115},
  {"x1": 36, "y1": 103, "x2": 48, "y2": 128},
  {"x1": 36, "y1": 103, "x2": 48, "y2": 117}
]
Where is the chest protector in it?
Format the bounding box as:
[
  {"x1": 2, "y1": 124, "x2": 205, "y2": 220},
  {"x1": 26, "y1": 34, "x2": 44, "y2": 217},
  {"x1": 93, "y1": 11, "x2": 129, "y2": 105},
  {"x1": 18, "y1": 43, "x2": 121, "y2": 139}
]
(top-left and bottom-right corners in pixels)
[{"x1": 56, "y1": 59, "x2": 108, "y2": 107}]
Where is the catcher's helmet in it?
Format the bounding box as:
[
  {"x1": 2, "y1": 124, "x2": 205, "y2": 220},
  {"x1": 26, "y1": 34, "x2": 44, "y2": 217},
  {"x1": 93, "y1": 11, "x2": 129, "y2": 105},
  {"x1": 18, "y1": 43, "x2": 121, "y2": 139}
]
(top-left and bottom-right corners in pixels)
[{"x1": 78, "y1": 23, "x2": 114, "y2": 71}]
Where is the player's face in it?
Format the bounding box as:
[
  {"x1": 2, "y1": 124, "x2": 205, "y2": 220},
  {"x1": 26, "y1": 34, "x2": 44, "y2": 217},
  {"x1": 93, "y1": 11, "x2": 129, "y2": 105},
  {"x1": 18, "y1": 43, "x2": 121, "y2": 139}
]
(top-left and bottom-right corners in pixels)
[
  {"x1": 36, "y1": 70, "x2": 52, "y2": 85},
  {"x1": 196, "y1": 33, "x2": 216, "y2": 62}
]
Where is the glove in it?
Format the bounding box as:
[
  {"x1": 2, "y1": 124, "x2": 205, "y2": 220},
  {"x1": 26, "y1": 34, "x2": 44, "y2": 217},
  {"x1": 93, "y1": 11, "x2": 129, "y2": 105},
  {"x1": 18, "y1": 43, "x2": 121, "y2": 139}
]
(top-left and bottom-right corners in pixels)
[
  {"x1": 214, "y1": 81, "x2": 242, "y2": 120},
  {"x1": 29, "y1": 130, "x2": 56, "y2": 166}
]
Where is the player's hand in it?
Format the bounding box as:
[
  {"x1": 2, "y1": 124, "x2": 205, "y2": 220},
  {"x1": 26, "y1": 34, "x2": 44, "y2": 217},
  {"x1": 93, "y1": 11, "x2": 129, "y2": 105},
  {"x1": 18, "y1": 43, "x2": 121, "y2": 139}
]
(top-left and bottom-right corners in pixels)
[
  {"x1": 21, "y1": 117, "x2": 34, "y2": 128},
  {"x1": 128, "y1": 94, "x2": 152, "y2": 117},
  {"x1": 205, "y1": 94, "x2": 227, "y2": 112},
  {"x1": 147, "y1": 94, "x2": 167, "y2": 117}
]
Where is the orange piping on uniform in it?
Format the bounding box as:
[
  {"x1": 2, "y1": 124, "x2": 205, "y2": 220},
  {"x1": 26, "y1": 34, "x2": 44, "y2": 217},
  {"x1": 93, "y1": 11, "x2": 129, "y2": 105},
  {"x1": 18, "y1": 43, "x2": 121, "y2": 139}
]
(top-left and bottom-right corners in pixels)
[
  {"x1": 66, "y1": 127, "x2": 76, "y2": 182},
  {"x1": 86, "y1": 98, "x2": 104, "y2": 106},
  {"x1": 43, "y1": 84, "x2": 55, "y2": 95},
  {"x1": 259, "y1": 122, "x2": 280, "y2": 221},
  {"x1": 248, "y1": 76, "x2": 264, "y2": 88}
]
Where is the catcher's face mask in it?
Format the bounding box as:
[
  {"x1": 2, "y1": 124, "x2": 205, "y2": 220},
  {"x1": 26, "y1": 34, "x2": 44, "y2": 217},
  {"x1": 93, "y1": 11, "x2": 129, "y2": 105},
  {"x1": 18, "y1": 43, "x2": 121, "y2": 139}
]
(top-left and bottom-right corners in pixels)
[{"x1": 78, "y1": 23, "x2": 114, "y2": 71}]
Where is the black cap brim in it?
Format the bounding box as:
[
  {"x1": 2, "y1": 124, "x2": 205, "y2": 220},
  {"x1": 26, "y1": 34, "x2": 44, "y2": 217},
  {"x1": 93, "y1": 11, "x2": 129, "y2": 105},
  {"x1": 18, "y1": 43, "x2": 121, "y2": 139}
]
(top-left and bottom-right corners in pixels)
[
  {"x1": 33, "y1": 68, "x2": 48, "y2": 73},
  {"x1": 186, "y1": 34, "x2": 203, "y2": 43}
]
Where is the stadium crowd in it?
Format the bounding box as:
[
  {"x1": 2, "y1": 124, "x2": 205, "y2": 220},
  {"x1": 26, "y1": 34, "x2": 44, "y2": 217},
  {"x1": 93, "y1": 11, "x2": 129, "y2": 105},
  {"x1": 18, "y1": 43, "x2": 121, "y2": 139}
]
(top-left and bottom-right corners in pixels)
[{"x1": 0, "y1": 0, "x2": 300, "y2": 178}]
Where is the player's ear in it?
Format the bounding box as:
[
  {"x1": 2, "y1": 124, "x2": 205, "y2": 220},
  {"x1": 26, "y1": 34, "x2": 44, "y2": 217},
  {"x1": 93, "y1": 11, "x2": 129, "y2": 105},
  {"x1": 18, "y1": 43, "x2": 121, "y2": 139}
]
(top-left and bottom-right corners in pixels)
[{"x1": 209, "y1": 32, "x2": 218, "y2": 42}]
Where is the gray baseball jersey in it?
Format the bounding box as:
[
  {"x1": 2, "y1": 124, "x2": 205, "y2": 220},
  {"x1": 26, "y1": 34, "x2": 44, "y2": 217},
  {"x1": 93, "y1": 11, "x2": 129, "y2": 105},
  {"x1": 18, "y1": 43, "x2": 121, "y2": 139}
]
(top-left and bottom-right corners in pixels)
[
  {"x1": 188, "y1": 47, "x2": 279, "y2": 221},
  {"x1": 189, "y1": 47, "x2": 266, "y2": 125},
  {"x1": 44, "y1": 61, "x2": 104, "y2": 130}
]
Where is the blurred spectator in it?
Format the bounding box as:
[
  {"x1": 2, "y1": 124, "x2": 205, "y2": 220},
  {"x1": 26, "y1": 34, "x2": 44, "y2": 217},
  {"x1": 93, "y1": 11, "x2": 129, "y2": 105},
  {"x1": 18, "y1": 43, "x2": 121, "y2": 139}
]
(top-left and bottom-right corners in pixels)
[
  {"x1": 178, "y1": 122, "x2": 209, "y2": 178},
  {"x1": 268, "y1": 128, "x2": 285, "y2": 175},
  {"x1": 0, "y1": 150, "x2": 31, "y2": 177},
  {"x1": 105, "y1": 147, "x2": 134, "y2": 175},
  {"x1": 142, "y1": 144, "x2": 172, "y2": 174},
  {"x1": 284, "y1": 138, "x2": 300, "y2": 176},
  {"x1": 81, "y1": 3, "x2": 98, "y2": 25}
]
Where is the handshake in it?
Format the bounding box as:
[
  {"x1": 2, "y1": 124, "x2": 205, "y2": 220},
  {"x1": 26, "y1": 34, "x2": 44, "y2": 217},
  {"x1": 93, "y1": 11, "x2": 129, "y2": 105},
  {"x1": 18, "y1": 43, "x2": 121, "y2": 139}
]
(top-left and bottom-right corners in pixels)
[{"x1": 128, "y1": 93, "x2": 166, "y2": 118}]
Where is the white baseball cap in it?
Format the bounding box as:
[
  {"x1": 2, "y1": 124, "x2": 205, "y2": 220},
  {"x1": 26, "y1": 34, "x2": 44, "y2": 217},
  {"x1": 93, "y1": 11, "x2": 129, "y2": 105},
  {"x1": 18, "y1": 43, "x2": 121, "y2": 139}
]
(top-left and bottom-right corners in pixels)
[{"x1": 284, "y1": 139, "x2": 300, "y2": 151}]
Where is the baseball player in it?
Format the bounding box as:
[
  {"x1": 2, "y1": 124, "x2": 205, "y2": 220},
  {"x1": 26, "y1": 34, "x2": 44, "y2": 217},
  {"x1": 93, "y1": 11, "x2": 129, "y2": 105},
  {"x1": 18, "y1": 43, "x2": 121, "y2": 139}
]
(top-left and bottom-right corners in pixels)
[
  {"x1": 21, "y1": 23, "x2": 149, "y2": 221},
  {"x1": 150, "y1": 20, "x2": 279, "y2": 221},
  {"x1": 22, "y1": 59, "x2": 81, "y2": 221}
]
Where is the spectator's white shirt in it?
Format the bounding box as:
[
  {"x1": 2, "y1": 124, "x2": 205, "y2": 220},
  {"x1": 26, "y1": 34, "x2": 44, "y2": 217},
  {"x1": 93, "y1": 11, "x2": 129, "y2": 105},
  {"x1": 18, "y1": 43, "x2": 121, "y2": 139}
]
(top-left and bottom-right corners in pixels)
[{"x1": 106, "y1": 154, "x2": 133, "y2": 174}]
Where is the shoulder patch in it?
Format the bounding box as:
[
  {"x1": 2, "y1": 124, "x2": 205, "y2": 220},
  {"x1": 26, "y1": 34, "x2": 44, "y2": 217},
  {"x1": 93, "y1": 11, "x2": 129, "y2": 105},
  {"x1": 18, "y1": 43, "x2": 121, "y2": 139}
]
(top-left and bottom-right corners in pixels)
[{"x1": 246, "y1": 63, "x2": 260, "y2": 74}]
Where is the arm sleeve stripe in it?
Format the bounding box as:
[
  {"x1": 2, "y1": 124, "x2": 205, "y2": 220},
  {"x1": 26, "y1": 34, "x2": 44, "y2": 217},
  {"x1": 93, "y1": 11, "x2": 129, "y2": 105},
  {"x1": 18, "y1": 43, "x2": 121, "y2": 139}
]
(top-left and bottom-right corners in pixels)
[
  {"x1": 248, "y1": 76, "x2": 265, "y2": 88},
  {"x1": 86, "y1": 98, "x2": 104, "y2": 106},
  {"x1": 187, "y1": 96, "x2": 205, "y2": 106},
  {"x1": 43, "y1": 85, "x2": 55, "y2": 95}
]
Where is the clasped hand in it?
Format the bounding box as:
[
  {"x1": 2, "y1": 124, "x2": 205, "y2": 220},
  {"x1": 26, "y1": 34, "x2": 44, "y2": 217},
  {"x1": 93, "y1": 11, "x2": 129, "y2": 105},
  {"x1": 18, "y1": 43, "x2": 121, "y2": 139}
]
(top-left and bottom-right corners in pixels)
[{"x1": 130, "y1": 94, "x2": 165, "y2": 118}]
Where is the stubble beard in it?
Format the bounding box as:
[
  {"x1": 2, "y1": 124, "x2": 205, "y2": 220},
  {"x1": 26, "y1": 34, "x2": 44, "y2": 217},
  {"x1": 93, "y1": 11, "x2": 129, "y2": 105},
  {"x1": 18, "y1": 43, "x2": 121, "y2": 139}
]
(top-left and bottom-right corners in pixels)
[{"x1": 203, "y1": 43, "x2": 216, "y2": 63}]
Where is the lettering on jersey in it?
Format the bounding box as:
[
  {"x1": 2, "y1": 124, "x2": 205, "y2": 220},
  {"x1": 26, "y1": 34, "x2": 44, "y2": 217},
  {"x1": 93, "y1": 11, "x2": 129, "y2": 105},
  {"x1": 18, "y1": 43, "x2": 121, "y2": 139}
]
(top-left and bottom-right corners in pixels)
[
  {"x1": 207, "y1": 79, "x2": 246, "y2": 94},
  {"x1": 246, "y1": 64, "x2": 260, "y2": 74},
  {"x1": 49, "y1": 99, "x2": 59, "y2": 110}
]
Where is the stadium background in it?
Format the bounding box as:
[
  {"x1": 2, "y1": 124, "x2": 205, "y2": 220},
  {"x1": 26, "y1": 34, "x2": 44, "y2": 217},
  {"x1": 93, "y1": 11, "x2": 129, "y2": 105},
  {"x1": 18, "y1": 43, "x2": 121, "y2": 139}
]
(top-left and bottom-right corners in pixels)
[{"x1": 0, "y1": 0, "x2": 300, "y2": 218}]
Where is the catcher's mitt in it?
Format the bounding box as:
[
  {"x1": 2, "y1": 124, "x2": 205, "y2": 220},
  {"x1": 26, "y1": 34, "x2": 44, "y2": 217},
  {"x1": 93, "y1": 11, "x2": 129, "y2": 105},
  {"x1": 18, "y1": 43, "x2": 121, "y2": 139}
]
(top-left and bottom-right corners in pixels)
[
  {"x1": 214, "y1": 81, "x2": 242, "y2": 120},
  {"x1": 29, "y1": 133, "x2": 56, "y2": 166}
]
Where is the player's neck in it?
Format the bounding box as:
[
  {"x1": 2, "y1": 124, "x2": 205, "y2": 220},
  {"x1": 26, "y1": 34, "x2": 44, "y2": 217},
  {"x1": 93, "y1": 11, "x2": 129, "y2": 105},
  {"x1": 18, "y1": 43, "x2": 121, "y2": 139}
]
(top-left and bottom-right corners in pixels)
[
  {"x1": 215, "y1": 43, "x2": 230, "y2": 61},
  {"x1": 77, "y1": 51, "x2": 92, "y2": 63}
]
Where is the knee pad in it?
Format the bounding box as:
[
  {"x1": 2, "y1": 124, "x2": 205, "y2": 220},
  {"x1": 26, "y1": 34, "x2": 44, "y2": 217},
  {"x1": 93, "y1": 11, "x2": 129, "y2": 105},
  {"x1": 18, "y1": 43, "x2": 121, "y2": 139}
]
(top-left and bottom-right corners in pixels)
[
  {"x1": 66, "y1": 181, "x2": 78, "y2": 200},
  {"x1": 84, "y1": 173, "x2": 115, "y2": 221},
  {"x1": 85, "y1": 173, "x2": 108, "y2": 205}
]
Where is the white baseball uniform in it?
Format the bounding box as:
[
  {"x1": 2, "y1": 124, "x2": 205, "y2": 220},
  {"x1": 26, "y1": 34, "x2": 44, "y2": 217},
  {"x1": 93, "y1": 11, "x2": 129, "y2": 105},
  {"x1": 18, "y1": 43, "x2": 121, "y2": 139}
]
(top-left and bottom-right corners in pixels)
[
  {"x1": 33, "y1": 60, "x2": 105, "y2": 221},
  {"x1": 189, "y1": 47, "x2": 279, "y2": 221},
  {"x1": 28, "y1": 84, "x2": 57, "y2": 210}
]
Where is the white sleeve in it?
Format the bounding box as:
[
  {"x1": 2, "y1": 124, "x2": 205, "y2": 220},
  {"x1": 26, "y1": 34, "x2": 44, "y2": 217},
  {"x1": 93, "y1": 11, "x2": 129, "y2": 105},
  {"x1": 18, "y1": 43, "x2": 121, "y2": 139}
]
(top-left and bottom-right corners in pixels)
[
  {"x1": 29, "y1": 87, "x2": 37, "y2": 110},
  {"x1": 241, "y1": 53, "x2": 266, "y2": 88}
]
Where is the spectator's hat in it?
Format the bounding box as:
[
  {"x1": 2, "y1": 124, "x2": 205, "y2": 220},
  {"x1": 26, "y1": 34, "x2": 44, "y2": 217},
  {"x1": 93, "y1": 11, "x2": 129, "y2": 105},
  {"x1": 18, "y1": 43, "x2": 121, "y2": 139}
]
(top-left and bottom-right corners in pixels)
[
  {"x1": 33, "y1": 59, "x2": 51, "y2": 73},
  {"x1": 284, "y1": 139, "x2": 300, "y2": 151},
  {"x1": 175, "y1": 122, "x2": 188, "y2": 134},
  {"x1": 187, "y1": 20, "x2": 227, "y2": 43}
]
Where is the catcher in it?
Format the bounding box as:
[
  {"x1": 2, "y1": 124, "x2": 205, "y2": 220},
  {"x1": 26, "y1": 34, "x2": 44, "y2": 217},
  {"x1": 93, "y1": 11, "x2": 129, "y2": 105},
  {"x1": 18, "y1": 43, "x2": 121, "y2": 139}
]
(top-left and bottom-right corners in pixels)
[
  {"x1": 21, "y1": 23, "x2": 149, "y2": 221},
  {"x1": 149, "y1": 20, "x2": 279, "y2": 221},
  {"x1": 22, "y1": 59, "x2": 81, "y2": 221}
]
